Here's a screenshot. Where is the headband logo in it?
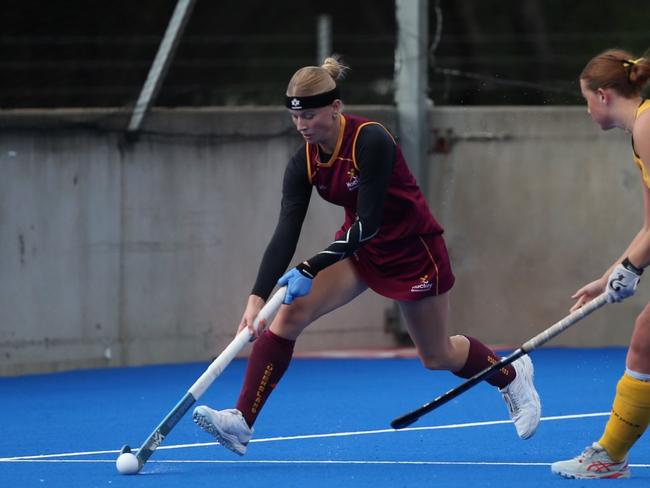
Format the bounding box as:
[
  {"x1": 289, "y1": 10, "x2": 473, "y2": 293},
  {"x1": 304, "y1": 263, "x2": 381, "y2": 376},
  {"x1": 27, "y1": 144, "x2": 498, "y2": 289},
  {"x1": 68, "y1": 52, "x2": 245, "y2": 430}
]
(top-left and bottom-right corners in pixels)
[{"x1": 285, "y1": 88, "x2": 339, "y2": 110}]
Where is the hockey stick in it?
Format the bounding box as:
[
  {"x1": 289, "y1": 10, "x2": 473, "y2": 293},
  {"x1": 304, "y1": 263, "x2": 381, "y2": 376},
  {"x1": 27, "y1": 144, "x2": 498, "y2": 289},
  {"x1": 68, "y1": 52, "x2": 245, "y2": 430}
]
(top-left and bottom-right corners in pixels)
[
  {"x1": 391, "y1": 292, "x2": 609, "y2": 429},
  {"x1": 121, "y1": 286, "x2": 287, "y2": 472}
]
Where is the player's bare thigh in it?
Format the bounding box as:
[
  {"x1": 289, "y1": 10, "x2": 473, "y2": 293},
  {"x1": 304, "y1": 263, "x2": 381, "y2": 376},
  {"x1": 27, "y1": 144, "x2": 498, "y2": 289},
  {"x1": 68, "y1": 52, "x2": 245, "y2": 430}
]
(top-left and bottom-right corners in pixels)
[
  {"x1": 269, "y1": 258, "x2": 368, "y2": 340},
  {"x1": 627, "y1": 302, "x2": 650, "y2": 373},
  {"x1": 398, "y1": 292, "x2": 469, "y2": 371}
]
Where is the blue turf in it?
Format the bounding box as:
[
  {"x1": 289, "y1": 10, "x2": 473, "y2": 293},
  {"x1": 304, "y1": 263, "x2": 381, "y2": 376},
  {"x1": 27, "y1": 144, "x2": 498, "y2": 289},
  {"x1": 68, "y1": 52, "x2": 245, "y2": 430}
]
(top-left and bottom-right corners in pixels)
[{"x1": 1, "y1": 348, "x2": 648, "y2": 487}]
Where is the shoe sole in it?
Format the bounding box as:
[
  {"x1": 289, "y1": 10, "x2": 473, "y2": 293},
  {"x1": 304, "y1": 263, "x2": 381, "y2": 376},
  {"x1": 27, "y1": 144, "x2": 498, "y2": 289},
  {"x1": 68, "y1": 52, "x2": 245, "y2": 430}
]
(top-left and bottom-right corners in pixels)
[
  {"x1": 192, "y1": 409, "x2": 247, "y2": 456},
  {"x1": 552, "y1": 468, "x2": 631, "y2": 479}
]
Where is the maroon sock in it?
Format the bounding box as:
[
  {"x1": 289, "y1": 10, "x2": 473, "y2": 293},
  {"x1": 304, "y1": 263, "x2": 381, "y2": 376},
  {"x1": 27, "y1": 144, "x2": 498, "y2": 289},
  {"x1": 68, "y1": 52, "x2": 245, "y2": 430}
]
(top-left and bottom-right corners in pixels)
[
  {"x1": 235, "y1": 329, "x2": 295, "y2": 427},
  {"x1": 453, "y1": 336, "x2": 515, "y2": 389}
]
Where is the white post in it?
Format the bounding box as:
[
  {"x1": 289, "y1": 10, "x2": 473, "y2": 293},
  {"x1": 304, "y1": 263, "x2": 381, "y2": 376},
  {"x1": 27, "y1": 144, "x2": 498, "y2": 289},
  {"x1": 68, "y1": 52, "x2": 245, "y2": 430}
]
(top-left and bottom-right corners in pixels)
[
  {"x1": 317, "y1": 14, "x2": 333, "y2": 64},
  {"x1": 394, "y1": 0, "x2": 429, "y2": 192},
  {"x1": 393, "y1": 0, "x2": 429, "y2": 339}
]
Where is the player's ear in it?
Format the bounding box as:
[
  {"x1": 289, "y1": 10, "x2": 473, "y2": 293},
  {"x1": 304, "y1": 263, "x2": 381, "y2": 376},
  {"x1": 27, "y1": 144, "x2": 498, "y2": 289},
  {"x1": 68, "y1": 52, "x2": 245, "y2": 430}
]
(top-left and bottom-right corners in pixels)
[
  {"x1": 596, "y1": 88, "x2": 610, "y2": 105},
  {"x1": 331, "y1": 99, "x2": 342, "y2": 117}
]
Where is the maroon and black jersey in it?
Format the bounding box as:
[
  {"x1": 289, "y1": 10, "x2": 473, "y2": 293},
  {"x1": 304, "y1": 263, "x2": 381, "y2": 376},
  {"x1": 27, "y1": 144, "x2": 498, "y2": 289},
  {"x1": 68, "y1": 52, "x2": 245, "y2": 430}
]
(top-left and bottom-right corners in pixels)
[
  {"x1": 307, "y1": 114, "x2": 442, "y2": 245},
  {"x1": 252, "y1": 113, "x2": 451, "y2": 301}
]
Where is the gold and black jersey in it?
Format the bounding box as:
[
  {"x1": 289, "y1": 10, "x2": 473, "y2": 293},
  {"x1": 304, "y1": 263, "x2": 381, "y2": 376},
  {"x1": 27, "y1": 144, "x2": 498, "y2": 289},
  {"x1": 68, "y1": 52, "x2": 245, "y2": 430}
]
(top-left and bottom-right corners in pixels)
[{"x1": 633, "y1": 99, "x2": 650, "y2": 188}]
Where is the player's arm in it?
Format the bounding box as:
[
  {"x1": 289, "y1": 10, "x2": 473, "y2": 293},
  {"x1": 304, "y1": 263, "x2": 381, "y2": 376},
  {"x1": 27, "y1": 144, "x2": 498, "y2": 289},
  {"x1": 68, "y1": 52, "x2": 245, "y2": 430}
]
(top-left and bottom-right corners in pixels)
[
  {"x1": 604, "y1": 182, "x2": 650, "y2": 275},
  {"x1": 626, "y1": 115, "x2": 650, "y2": 270},
  {"x1": 250, "y1": 149, "x2": 312, "y2": 302},
  {"x1": 278, "y1": 124, "x2": 395, "y2": 303},
  {"x1": 594, "y1": 116, "x2": 650, "y2": 305}
]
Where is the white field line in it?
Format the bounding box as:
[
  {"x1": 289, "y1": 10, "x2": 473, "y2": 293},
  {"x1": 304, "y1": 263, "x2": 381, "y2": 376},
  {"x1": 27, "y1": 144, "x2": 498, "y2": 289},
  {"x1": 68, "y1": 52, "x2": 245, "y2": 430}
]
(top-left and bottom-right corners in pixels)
[{"x1": 0, "y1": 411, "x2": 610, "y2": 462}]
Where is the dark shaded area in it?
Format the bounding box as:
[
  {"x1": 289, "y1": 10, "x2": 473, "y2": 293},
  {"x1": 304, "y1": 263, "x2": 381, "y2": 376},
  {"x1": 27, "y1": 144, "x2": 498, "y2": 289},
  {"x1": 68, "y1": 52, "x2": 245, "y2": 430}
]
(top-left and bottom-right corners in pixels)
[
  {"x1": 0, "y1": 0, "x2": 647, "y2": 108},
  {"x1": 434, "y1": 0, "x2": 649, "y2": 105}
]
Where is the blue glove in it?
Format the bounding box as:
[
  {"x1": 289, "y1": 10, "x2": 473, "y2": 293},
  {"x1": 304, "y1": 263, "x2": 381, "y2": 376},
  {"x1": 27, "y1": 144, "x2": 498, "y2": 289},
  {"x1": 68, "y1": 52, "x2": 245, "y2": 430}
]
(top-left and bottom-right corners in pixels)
[{"x1": 277, "y1": 266, "x2": 314, "y2": 304}]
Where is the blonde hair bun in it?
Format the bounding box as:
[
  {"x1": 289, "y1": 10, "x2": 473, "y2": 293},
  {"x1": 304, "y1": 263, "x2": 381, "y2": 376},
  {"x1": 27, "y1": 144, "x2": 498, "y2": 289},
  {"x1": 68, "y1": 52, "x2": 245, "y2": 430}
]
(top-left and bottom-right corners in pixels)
[{"x1": 321, "y1": 56, "x2": 350, "y2": 82}]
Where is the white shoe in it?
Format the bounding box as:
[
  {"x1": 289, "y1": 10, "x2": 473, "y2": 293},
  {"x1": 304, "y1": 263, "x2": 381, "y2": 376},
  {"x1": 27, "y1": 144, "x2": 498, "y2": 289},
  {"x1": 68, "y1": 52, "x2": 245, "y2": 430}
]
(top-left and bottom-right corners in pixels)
[
  {"x1": 499, "y1": 355, "x2": 541, "y2": 439},
  {"x1": 193, "y1": 406, "x2": 253, "y2": 456},
  {"x1": 551, "y1": 442, "x2": 631, "y2": 479}
]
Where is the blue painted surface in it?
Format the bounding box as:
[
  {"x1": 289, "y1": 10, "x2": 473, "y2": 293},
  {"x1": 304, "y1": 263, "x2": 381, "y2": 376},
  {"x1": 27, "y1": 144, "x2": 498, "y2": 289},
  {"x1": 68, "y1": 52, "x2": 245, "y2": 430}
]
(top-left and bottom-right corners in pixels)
[{"x1": 1, "y1": 348, "x2": 648, "y2": 487}]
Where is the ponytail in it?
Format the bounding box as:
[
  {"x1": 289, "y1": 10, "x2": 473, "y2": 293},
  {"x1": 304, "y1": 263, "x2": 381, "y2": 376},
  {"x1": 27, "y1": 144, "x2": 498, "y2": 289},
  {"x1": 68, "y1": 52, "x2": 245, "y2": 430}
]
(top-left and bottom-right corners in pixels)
[{"x1": 627, "y1": 51, "x2": 650, "y2": 92}]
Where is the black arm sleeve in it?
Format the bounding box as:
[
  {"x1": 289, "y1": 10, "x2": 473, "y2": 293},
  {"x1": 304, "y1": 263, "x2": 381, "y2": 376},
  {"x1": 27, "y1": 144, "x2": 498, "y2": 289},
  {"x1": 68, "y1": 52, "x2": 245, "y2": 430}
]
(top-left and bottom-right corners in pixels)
[
  {"x1": 251, "y1": 148, "x2": 312, "y2": 299},
  {"x1": 300, "y1": 124, "x2": 395, "y2": 276}
]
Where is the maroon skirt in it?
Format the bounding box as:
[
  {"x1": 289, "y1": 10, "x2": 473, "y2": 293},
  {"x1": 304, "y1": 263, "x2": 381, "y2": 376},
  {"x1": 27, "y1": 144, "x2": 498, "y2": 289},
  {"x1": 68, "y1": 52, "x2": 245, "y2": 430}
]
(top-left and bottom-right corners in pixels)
[{"x1": 350, "y1": 233, "x2": 455, "y2": 301}]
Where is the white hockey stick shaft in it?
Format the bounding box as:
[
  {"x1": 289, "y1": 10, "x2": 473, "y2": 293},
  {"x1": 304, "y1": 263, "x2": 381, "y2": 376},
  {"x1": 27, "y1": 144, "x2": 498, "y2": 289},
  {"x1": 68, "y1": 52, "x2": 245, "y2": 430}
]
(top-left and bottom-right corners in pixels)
[
  {"x1": 189, "y1": 286, "x2": 287, "y2": 398},
  {"x1": 135, "y1": 286, "x2": 286, "y2": 468}
]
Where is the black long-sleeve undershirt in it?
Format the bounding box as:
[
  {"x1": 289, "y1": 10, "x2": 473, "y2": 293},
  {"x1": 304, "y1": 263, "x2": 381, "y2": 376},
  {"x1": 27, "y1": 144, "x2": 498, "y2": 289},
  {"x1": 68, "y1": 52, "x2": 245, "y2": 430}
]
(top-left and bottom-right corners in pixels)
[{"x1": 251, "y1": 123, "x2": 395, "y2": 300}]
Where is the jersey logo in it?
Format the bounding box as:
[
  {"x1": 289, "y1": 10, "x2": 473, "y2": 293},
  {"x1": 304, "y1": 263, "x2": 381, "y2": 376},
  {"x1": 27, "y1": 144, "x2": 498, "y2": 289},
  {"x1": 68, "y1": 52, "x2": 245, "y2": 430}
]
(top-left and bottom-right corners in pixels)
[
  {"x1": 346, "y1": 168, "x2": 360, "y2": 191},
  {"x1": 410, "y1": 275, "x2": 433, "y2": 293}
]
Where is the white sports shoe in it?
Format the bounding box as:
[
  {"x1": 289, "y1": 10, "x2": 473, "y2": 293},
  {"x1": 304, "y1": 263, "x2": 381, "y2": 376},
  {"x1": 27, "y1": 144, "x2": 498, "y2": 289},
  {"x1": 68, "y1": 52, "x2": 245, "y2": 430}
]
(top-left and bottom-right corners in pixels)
[
  {"x1": 192, "y1": 406, "x2": 253, "y2": 456},
  {"x1": 499, "y1": 355, "x2": 541, "y2": 439},
  {"x1": 551, "y1": 442, "x2": 631, "y2": 479}
]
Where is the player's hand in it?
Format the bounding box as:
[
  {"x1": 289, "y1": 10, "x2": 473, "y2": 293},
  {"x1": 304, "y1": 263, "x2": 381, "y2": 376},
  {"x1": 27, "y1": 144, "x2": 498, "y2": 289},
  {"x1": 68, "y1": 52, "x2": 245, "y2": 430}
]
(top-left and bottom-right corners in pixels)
[
  {"x1": 570, "y1": 278, "x2": 607, "y2": 313},
  {"x1": 237, "y1": 294, "x2": 266, "y2": 339},
  {"x1": 277, "y1": 266, "x2": 313, "y2": 304},
  {"x1": 606, "y1": 258, "x2": 643, "y2": 304}
]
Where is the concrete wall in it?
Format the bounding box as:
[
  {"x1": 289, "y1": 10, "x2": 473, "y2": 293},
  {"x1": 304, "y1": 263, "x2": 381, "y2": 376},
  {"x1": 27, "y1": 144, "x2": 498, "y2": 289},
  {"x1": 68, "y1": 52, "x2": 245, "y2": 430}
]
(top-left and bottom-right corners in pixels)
[
  {"x1": 428, "y1": 107, "x2": 645, "y2": 348},
  {"x1": 0, "y1": 106, "x2": 643, "y2": 375}
]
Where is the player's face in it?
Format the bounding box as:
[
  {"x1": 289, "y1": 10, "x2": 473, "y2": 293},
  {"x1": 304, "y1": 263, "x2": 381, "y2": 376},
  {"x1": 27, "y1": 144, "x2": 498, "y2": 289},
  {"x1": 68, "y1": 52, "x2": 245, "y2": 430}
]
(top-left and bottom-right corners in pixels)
[
  {"x1": 580, "y1": 79, "x2": 615, "y2": 130},
  {"x1": 289, "y1": 104, "x2": 338, "y2": 145}
]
